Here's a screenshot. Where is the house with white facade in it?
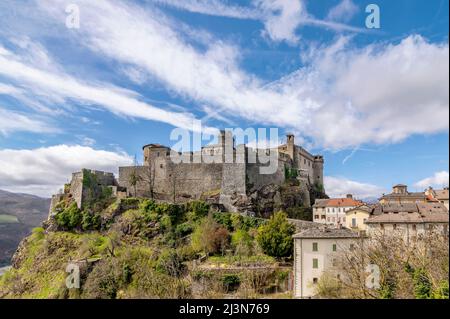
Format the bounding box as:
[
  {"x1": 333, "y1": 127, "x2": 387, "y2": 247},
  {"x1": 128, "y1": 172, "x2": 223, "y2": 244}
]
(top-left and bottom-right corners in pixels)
[
  {"x1": 313, "y1": 195, "x2": 363, "y2": 227},
  {"x1": 293, "y1": 227, "x2": 362, "y2": 298}
]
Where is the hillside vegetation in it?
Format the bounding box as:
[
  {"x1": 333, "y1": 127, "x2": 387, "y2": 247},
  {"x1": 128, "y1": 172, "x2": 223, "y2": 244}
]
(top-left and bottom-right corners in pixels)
[{"x1": 0, "y1": 197, "x2": 295, "y2": 299}]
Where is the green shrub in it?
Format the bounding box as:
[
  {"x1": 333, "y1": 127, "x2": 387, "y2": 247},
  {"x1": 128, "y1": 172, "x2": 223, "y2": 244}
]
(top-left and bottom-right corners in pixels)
[
  {"x1": 31, "y1": 227, "x2": 45, "y2": 242},
  {"x1": 155, "y1": 248, "x2": 186, "y2": 277},
  {"x1": 231, "y1": 229, "x2": 253, "y2": 255},
  {"x1": 139, "y1": 199, "x2": 157, "y2": 213},
  {"x1": 185, "y1": 201, "x2": 210, "y2": 221},
  {"x1": 433, "y1": 281, "x2": 449, "y2": 299},
  {"x1": 413, "y1": 268, "x2": 432, "y2": 299},
  {"x1": 213, "y1": 213, "x2": 233, "y2": 231},
  {"x1": 192, "y1": 215, "x2": 230, "y2": 255},
  {"x1": 256, "y1": 211, "x2": 295, "y2": 258},
  {"x1": 160, "y1": 215, "x2": 172, "y2": 232},
  {"x1": 55, "y1": 202, "x2": 82, "y2": 230},
  {"x1": 81, "y1": 211, "x2": 102, "y2": 231},
  {"x1": 175, "y1": 222, "x2": 194, "y2": 238},
  {"x1": 222, "y1": 274, "x2": 240, "y2": 292}
]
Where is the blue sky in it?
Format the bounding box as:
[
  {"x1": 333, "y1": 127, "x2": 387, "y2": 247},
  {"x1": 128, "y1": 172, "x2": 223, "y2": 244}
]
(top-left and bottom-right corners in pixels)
[{"x1": 0, "y1": 0, "x2": 448, "y2": 198}]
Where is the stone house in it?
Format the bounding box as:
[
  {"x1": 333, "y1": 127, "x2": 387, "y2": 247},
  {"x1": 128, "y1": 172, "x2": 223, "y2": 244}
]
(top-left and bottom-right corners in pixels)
[
  {"x1": 365, "y1": 202, "x2": 449, "y2": 242},
  {"x1": 379, "y1": 184, "x2": 427, "y2": 204},
  {"x1": 425, "y1": 187, "x2": 449, "y2": 211}
]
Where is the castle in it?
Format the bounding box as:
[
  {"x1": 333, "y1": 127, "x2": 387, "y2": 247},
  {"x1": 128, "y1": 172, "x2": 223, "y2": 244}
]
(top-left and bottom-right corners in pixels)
[{"x1": 49, "y1": 132, "x2": 324, "y2": 215}]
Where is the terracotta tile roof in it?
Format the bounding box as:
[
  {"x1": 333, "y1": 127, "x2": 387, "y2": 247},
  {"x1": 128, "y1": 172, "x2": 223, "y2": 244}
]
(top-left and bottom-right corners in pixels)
[{"x1": 326, "y1": 198, "x2": 363, "y2": 207}]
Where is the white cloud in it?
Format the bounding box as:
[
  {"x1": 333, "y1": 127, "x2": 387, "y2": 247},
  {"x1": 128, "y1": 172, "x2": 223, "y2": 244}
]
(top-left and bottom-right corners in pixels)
[
  {"x1": 0, "y1": 145, "x2": 133, "y2": 197},
  {"x1": 152, "y1": 0, "x2": 259, "y2": 19},
  {"x1": 152, "y1": 0, "x2": 363, "y2": 43},
  {"x1": 324, "y1": 176, "x2": 386, "y2": 199},
  {"x1": 81, "y1": 137, "x2": 96, "y2": 147},
  {"x1": 0, "y1": 39, "x2": 208, "y2": 133},
  {"x1": 274, "y1": 35, "x2": 449, "y2": 149},
  {"x1": 414, "y1": 171, "x2": 449, "y2": 189},
  {"x1": 4, "y1": 1, "x2": 449, "y2": 150},
  {"x1": 327, "y1": 0, "x2": 358, "y2": 23},
  {"x1": 0, "y1": 107, "x2": 58, "y2": 135},
  {"x1": 255, "y1": 0, "x2": 305, "y2": 44}
]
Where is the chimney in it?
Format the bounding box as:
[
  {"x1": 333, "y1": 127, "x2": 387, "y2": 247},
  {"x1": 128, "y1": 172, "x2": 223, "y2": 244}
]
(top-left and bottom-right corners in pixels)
[{"x1": 346, "y1": 194, "x2": 353, "y2": 199}]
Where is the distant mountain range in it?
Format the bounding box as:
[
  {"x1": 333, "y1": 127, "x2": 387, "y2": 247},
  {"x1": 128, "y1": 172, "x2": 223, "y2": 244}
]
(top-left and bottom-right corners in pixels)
[{"x1": 0, "y1": 190, "x2": 50, "y2": 267}]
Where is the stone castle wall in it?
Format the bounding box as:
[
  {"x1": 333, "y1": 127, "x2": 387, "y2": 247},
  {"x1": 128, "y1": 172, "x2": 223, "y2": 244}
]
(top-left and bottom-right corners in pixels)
[{"x1": 119, "y1": 162, "x2": 223, "y2": 202}]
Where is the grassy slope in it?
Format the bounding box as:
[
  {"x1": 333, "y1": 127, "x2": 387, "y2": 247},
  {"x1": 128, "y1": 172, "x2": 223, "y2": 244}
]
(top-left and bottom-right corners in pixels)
[
  {"x1": 0, "y1": 215, "x2": 19, "y2": 224},
  {"x1": 0, "y1": 199, "x2": 287, "y2": 299}
]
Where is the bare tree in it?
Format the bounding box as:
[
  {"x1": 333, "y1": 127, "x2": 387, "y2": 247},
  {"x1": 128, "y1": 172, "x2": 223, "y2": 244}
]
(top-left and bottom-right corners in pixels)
[
  {"x1": 315, "y1": 231, "x2": 449, "y2": 299},
  {"x1": 128, "y1": 155, "x2": 142, "y2": 198},
  {"x1": 141, "y1": 162, "x2": 156, "y2": 199}
]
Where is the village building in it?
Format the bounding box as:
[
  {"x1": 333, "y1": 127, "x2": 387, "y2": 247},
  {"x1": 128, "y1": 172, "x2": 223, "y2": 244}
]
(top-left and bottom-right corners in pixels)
[
  {"x1": 425, "y1": 187, "x2": 449, "y2": 211},
  {"x1": 365, "y1": 202, "x2": 449, "y2": 241},
  {"x1": 345, "y1": 204, "x2": 372, "y2": 231},
  {"x1": 379, "y1": 184, "x2": 427, "y2": 204},
  {"x1": 293, "y1": 227, "x2": 362, "y2": 298},
  {"x1": 312, "y1": 195, "x2": 363, "y2": 227}
]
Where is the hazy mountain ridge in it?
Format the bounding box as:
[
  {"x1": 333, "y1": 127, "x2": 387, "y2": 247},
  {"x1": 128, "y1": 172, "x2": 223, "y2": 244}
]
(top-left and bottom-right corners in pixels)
[{"x1": 0, "y1": 189, "x2": 50, "y2": 267}]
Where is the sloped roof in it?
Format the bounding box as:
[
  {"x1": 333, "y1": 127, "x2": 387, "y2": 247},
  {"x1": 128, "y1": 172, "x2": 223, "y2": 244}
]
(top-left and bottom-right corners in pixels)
[
  {"x1": 326, "y1": 198, "x2": 363, "y2": 207},
  {"x1": 434, "y1": 189, "x2": 449, "y2": 201},
  {"x1": 293, "y1": 227, "x2": 360, "y2": 239},
  {"x1": 313, "y1": 199, "x2": 329, "y2": 208},
  {"x1": 379, "y1": 192, "x2": 426, "y2": 200},
  {"x1": 142, "y1": 143, "x2": 170, "y2": 150},
  {"x1": 366, "y1": 202, "x2": 448, "y2": 224},
  {"x1": 346, "y1": 204, "x2": 373, "y2": 214}
]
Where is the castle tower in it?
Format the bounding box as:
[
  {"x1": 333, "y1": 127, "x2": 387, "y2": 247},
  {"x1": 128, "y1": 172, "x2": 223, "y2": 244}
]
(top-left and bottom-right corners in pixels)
[
  {"x1": 313, "y1": 155, "x2": 324, "y2": 187},
  {"x1": 286, "y1": 133, "x2": 295, "y2": 161}
]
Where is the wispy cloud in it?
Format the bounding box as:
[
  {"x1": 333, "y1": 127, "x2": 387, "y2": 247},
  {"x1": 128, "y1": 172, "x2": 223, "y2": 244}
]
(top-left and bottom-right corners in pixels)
[
  {"x1": 414, "y1": 171, "x2": 449, "y2": 189},
  {"x1": 1, "y1": 1, "x2": 448, "y2": 151},
  {"x1": 0, "y1": 39, "x2": 207, "y2": 133},
  {"x1": 151, "y1": 0, "x2": 260, "y2": 19},
  {"x1": 152, "y1": 0, "x2": 365, "y2": 44},
  {"x1": 0, "y1": 107, "x2": 58, "y2": 136},
  {"x1": 326, "y1": 0, "x2": 359, "y2": 23}
]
